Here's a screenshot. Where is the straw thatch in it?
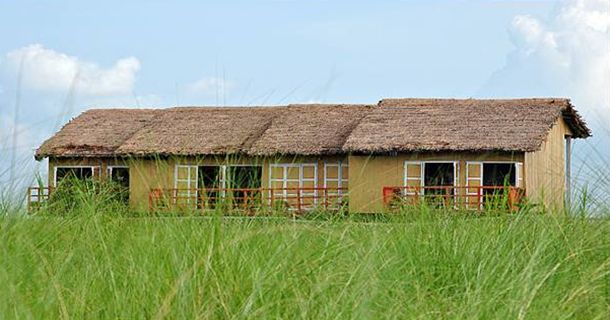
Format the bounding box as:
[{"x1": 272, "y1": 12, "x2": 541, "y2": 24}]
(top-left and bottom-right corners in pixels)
[
  {"x1": 35, "y1": 98, "x2": 590, "y2": 159},
  {"x1": 116, "y1": 107, "x2": 277, "y2": 156},
  {"x1": 344, "y1": 98, "x2": 590, "y2": 153},
  {"x1": 248, "y1": 104, "x2": 372, "y2": 155},
  {"x1": 35, "y1": 109, "x2": 161, "y2": 160}
]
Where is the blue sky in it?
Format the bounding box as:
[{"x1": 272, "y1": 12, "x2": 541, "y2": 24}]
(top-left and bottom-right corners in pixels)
[
  {"x1": 0, "y1": 1, "x2": 555, "y2": 106},
  {"x1": 0, "y1": 0, "x2": 608, "y2": 192}
]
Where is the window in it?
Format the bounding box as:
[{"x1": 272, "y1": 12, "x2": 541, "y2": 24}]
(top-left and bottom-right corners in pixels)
[
  {"x1": 197, "y1": 166, "x2": 222, "y2": 206},
  {"x1": 195, "y1": 165, "x2": 262, "y2": 189},
  {"x1": 225, "y1": 166, "x2": 262, "y2": 189},
  {"x1": 323, "y1": 161, "x2": 349, "y2": 194},
  {"x1": 483, "y1": 163, "x2": 515, "y2": 186},
  {"x1": 515, "y1": 163, "x2": 523, "y2": 188},
  {"x1": 424, "y1": 163, "x2": 455, "y2": 187},
  {"x1": 467, "y1": 162, "x2": 523, "y2": 187},
  {"x1": 227, "y1": 166, "x2": 262, "y2": 207},
  {"x1": 108, "y1": 166, "x2": 129, "y2": 203},
  {"x1": 404, "y1": 162, "x2": 423, "y2": 195},
  {"x1": 403, "y1": 161, "x2": 456, "y2": 206},
  {"x1": 175, "y1": 165, "x2": 198, "y2": 206},
  {"x1": 404, "y1": 161, "x2": 456, "y2": 192},
  {"x1": 324, "y1": 161, "x2": 349, "y2": 208},
  {"x1": 108, "y1": 166, "x2": 129, "y2": 187},
  {"x1": 466, "y1": 161, "x2": 524, "y2": 208},
  {"x1": 269, "y1": 163, "x2": 317, "y2": 209},
  {"x1": 201, "y1": 165, "x2": 262, "y2": 207},
  {"x1": 175, "y1": 164, "x2": 263, "y2": 208},
  {"x1": 54, "y1": 166, "x2": 97, "y2": 186}
]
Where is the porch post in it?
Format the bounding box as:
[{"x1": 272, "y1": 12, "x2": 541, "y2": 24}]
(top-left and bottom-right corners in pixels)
[{"x1": 565, "y1": 135, "x2": 572, "y2": 208}]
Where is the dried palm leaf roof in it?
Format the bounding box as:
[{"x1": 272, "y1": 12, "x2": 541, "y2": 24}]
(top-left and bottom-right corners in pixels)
[
  {"x1": 34, "y1": 98, "x2": 590, "y2": 159},
  {"x1": 248, "y1": 104, "x2": 372, "y2": 155},
  {"x1": 344, "y1": 98, "x2": 590, "y2": 153},
  {"x1": 35, "y1": 109, "x2": 161, "y2": 159},
  {"x1": 116, "y1": 106, "x2": 277, "y2": 156}
]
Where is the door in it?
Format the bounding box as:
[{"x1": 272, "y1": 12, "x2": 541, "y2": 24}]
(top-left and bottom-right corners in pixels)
[
  {"x1": 423, "y1": 162, "x2": 455, "y2": 207},
  {"x1": 225, "y1": 166, "x2": 262, "y2": 207},
  {"x1": 198, "y1": 166, "x2": 222, "y2": 208},
  {"x1": 108, "y1": 167, "x2": 129, "y2": 204}
]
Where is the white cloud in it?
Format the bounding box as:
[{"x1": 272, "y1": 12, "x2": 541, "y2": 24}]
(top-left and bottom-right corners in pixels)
[
  {"x1": 481, "y1": 0, "x2": 610, "y2": 203},
  {"x1": 3, "y1": 44, "x2": 140, "y2": 96},
  {"x1": 186, "y1": 77, "x2": 234, "y2": 96},
  {"x1": 482, "y1": 0, "x2": 610, "y2": 127}
]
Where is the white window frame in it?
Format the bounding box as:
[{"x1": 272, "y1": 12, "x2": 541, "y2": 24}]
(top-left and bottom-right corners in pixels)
[
  {"x1": 403, "y1": 161, "x2": 458, "y2": 195},
  {"x1": 466, "y1": 161, "x2": 484, "y2": 191},
  {"x1": 53, "y1": 165, "x2": 99, "y2": 187},
  {"x1": 323, "y1": 160, "x2": 348, "y2": 196},
  {"x1": 175, "y1": 163, "x2": 262, "y2": 189},
  {"x1": 470, "y1": 161, "x2": 523, "y2": 187},
  {"x1": 515, "y1": 162, "x2": 523, "y2": 188},
  {"x1": 107, "y1": 165, "x2": 129, "y2": 179},
  {"x1": 269, "y1": 163, "x2": 318, "y2": 207},
  {"x1": 174, "y1": 165, "x2": 198, "y2": 205},
  {"x1": 466, "y1": 161, "x2": 484, "y2": 209},
  {"x1": 466, "y1": 161, "x2": 524, "y2": 208},
  {"x1": 175, "y1": 164, "x2": 263, "y2": 202},
  {"x1": 403, "y1": 161, "x2": 424, "y2": 196}
]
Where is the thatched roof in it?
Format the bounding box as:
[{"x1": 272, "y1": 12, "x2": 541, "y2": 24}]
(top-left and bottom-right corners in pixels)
[
  {"x1": 35, "y1": 109, "x2": 161, "y2": 159},
  {"x1": 248, "y1": 104, "x2": 371, "y2": 155},
  {"x1": 116, "y1": 107, "x2": 277, "y2": 156},
  {"x1": 344, "y1": 98, "x2": 590, "y2": 154},
  {"x1": 35, "y1": 98, "x2": 590, "y2": 159}
]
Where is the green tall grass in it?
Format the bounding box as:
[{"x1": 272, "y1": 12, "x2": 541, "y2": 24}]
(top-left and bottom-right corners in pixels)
[{"x1": 0, "y1": 193, "x2": 608, "y2": 319}]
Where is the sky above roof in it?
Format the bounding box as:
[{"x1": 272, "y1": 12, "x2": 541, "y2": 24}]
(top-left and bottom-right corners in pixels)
[{"x1": 0, "y1": 0, "x2": 608, "y2": 192}]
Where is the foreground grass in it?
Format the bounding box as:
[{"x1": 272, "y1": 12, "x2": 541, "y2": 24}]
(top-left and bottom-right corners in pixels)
[{"x1": 0, "y1": 211, "x2": 608, "y2": 319}]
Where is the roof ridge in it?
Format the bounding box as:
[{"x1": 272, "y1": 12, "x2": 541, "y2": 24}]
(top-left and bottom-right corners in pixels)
[
  {"x1": 339, "y1": 108, "x2": 373, "y2": 152},
  {"x1": 239, "y1": 113, "x2": 277, "y2": 152}
]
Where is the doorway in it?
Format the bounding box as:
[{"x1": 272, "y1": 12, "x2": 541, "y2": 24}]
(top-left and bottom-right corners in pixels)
[
  {"x1": 108, "y1": 166, "x2": 129, "y2": 203},
  {"x1": 226, "y1": 166, "x2": 262, "y2": 206},
  {"x1": 423, "y1": 162, "x2": 455, "y2": 205},
  {"x1": 482, "y1": 163, "x2": 516, "y2": 200},
  {"x1": 197, "y1": 165, "x2": 262, "y2": 207},
  {"x1": 198, "y1": 166, "x2": 222, "y2": 206}
]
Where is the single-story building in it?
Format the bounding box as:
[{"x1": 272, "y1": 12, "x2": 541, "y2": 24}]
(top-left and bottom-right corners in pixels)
[{"x1": 31, "y1": 98, "x2": 590, "y2": 213}]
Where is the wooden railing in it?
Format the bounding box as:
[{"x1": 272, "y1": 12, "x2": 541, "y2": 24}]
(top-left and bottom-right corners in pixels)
[
  {"x1": 28, "y1": 185, "x2": 524, "y2": 213},
  {"x1": 149, "y1": 187, "x2": 349, "y2": 213},
  {"x1": 382, "y1": 186, "x2": 525, "y2": 211},
  {"x1": 27, "y1": 187, "x2": 53, "y2": 211}
]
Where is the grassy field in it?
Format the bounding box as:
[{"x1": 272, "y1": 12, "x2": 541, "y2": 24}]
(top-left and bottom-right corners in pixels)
[{"x1": 0, "y1": 205, "x2": 608, "y2": 319}]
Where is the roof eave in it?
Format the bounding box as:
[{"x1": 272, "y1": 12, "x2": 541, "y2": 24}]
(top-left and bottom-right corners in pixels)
[
  {"x1": 562, "y1": 101, "x2": 592, "y2": 138},
  {"x1": 344, "y1": 148, "x2": 532, "y2": 155}
]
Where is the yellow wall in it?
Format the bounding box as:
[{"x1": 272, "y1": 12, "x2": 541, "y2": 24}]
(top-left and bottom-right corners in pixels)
[
  {"x1": 50, "y1": 155, "x2": 348, "y2": 211},
  {"x1": 348, "y1": 152, "x2": 524, "y2": 213},
  {"x1": 524, "y1": 118, "x2": 571, "y2": 210},
  {"x1": 48, "y1": 157, "x2": 150, "y2": 210},
  {"x1": 52, "y1": 148, "x2": 572, "y2": 214},
  {"x1": 128, "y1": 157, "x2": 174, "y2": 211}
]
